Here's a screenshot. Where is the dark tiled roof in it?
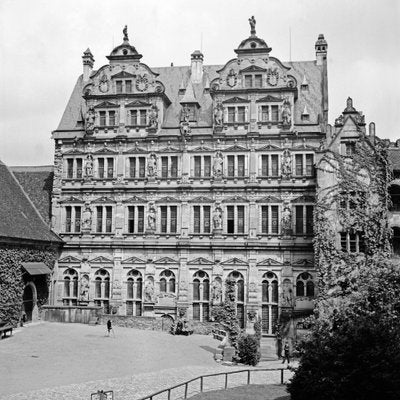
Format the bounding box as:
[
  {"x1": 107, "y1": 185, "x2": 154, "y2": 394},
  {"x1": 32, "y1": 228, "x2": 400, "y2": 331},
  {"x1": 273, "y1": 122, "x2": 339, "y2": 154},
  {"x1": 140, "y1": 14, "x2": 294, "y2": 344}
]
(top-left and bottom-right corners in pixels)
[
  {"x1": 0, "y1": 161, "x2": 62, "y2": 243},
  {"x1": 10, "y1": 166, "x2": 54, "y2": 225}
]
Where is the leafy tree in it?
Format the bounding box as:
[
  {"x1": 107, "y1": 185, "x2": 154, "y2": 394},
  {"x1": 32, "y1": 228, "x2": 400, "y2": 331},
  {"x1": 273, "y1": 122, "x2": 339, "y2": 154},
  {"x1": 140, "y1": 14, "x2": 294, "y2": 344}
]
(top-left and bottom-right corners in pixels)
[{"x1": 238, "y1": 334, "x2": 260, "y2": 366}]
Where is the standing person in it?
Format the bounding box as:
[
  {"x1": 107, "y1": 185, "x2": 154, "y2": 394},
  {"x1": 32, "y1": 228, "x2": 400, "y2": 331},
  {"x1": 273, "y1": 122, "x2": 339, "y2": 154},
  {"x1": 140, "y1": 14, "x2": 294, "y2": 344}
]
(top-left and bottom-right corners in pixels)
[
  {"x1": 106, "y1": 319, "x2": 115, "y2": 337},
  {"x1": 282, "y1": 341, "x2": 291, "y2": 365}
]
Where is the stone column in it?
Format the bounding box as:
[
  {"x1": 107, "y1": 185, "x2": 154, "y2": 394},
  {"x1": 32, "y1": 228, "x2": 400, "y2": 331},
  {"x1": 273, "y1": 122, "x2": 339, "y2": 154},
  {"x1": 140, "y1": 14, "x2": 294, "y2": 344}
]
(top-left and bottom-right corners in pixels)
[
  {"x1": 111, "y1": 252, "x2": 124, "y2": 315},
  {"x1": 177, "y1": 255, "x2": 189, "y2": 313}
]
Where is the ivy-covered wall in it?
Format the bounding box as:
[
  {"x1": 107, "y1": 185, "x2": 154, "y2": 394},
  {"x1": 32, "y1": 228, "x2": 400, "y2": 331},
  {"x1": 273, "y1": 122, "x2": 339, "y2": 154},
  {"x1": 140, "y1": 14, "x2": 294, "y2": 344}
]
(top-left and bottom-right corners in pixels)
[{"x1": 0, "y1": 243, "x2": 59, "y2": 326}]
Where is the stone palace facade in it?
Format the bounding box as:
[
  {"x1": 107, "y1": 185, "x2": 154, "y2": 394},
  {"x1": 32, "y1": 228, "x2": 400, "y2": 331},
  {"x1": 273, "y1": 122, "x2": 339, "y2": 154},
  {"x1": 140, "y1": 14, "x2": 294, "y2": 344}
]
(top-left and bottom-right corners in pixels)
[{"x1": 51, "y1": 20, "x2": 329, "y2": 335}]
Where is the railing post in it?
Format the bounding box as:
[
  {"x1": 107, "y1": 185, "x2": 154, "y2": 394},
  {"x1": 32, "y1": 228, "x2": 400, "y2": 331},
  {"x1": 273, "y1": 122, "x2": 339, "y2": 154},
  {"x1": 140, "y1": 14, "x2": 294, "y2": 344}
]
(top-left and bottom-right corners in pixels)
[
  {"x1": 200, "y1": 376, "x2": 203, "y2": 392},
  {"x1": 281, "y1": 368, "x2": 284, "y2": 384},
  {"x1": 247, "y1": 370, "x2": 251, "y2": 385},
  {"x1": 184, "y1": 382, "x2": 188, "y2": 398},
  {"x1": 225, "y1": 373, "x2": 228, "y2": 389},
  {"x1": 168, "y1": 388, "x2": 171, "y2": 400}
]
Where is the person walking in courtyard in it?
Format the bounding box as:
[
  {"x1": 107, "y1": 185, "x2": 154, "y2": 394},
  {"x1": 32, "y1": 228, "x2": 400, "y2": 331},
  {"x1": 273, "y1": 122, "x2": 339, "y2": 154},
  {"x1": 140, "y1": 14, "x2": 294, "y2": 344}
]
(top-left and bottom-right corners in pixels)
[
  {"x1": 282, "y1": 341, "x2": 291, "y2": 365},
  {"x1": 106, "y1": 319, "x2": 115, "y2": 337}
]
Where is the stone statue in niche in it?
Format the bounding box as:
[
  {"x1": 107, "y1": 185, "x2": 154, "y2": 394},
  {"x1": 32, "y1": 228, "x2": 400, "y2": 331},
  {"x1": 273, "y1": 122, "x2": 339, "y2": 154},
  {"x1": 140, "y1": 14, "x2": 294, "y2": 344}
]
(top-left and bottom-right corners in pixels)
[
  {"x1": 85, "y1": 107, "x2": 95, "y2": 132},
  {"x1": 213, "y1": 207, "x2": 223, "y2": 230},
  {"x1": 85, "y1": 154, "x2": 93, "y2": 178},
  {"x1": 281, "y1": 149, "x2": 292, "y2": 179},
  {"x1": 213, "y1": 102, "x2": 224, "y2": 126},
  {"x1": 144, "y1": 279, "x2": 155, "y2": 302},
  {"x1": 213, "y1": 151, "x2": 223, "y2": 177},
  {"x1": 212, "y1": 280, "x2": 222, "y2": 304},
  {"x1": 147, "y1": 207, "x2": 156, "y2": 231},
  {"x1": 180, "y1": 105, "x2": 191, "y2": 136},
  {"x1": 148, "y1": 104, "x2": 158, "y2": 129},
  {"x1": 79, "y1": 275, "x2": 90, "y2": 302},
  {"x1": 281, "y1": 206, "x2": 292, "y2": 235},
  {"x1": 81, "y1": 203, "x2": 92, "y2": 231},
  {"x1": 147, "y1": 153, "x2": 157, "y2": 177},
  {"x1": 249, "y1": 16, "x2": 256, "y2": 36},
  {"x1": 281, "y1": 279, "x2": 294, "y2": 307},
  {"x1": 281, "y1": 100, "x2": 292, "y2": 125}
]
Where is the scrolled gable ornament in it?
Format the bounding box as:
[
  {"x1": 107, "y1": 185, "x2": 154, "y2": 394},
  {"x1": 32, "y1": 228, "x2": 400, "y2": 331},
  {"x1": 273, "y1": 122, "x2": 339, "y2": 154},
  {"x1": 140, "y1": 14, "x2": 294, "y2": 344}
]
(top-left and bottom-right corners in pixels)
[
  {"x1": 226, "y1": 69, "x2": 237, "y2": 88},
  {"x1": 267, "y1": 68, "x2": 279, "y2": 87},
  {"x1": 136, "y1": 74, "x2": 149, "y2": 92}
]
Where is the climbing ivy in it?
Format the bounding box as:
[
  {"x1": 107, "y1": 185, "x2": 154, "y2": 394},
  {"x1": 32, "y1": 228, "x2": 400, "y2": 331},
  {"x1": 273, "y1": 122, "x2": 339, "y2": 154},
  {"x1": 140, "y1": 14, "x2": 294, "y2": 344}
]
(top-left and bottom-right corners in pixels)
[{"x1": 0, "y1": 244, "x2": 58, "y2": 327}]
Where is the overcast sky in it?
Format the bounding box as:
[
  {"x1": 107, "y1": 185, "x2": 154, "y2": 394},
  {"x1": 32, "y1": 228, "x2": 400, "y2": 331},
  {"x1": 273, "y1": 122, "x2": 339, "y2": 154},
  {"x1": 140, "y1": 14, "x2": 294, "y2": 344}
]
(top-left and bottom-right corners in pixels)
[{"x1": 0, "y1": 0, "x2": 399, "y2": 166}]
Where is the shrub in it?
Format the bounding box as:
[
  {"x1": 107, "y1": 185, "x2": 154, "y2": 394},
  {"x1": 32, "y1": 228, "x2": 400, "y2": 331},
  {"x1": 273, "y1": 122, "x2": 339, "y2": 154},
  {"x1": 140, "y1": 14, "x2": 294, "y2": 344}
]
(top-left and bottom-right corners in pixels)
[{"x1": 238, "y1": 334, "x2": 260, "y2": 366}]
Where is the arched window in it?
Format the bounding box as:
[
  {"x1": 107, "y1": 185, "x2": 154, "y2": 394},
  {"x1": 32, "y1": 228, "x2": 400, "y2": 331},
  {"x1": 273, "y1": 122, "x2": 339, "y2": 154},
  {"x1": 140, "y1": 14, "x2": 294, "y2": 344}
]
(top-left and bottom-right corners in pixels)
[
  {"x1": 63, "y1": 269, "x2": 78, "y2": 306},
  {"x1": 227, "y1": 271, "x2": 245, "y2": 328},
  {"x1": 192, "y1": 271, "x2": 210, "y2": 322},
  {"x1": 94, "y1": 269, "x2": 110, "y2": 313},
  {"x1": 159, "y1": 270, "x2": 176, "y2": 293},
  {"x1": 126, "y1": 269, "x2": 143, "y2": 316},
  {"x1": 296, "y1": 272, "x2": 315, "y2": 297},
  {"x1": 261, "y1": 271, "x2": 279, "y2": 335}
]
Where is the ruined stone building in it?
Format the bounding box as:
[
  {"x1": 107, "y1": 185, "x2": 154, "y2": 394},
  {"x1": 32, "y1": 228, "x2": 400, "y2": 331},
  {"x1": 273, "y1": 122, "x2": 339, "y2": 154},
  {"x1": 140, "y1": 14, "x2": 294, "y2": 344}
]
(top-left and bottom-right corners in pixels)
[{"x1": 50, "y1": 19, "x2": 329, "y2": 334}]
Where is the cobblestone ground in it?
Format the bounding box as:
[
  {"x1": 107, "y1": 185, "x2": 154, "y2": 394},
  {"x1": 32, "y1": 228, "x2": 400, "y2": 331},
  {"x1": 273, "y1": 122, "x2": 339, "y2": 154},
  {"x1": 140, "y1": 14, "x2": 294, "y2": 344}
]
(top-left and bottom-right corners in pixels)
[{"x1": 0, "y1": 322, "x2": 294, "y2": 400}]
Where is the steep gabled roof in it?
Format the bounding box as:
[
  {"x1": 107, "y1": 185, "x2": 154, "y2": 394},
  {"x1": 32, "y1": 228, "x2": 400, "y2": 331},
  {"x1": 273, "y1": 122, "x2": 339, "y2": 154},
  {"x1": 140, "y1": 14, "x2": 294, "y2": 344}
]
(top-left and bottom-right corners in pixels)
[{"x1": 0, "y1": 161, "x2": 62, "y2": 244}]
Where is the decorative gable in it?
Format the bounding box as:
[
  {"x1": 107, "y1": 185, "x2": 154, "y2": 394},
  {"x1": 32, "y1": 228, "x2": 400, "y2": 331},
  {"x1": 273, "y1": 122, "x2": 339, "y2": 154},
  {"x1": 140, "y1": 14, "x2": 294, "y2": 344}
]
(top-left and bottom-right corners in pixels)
[
  {"x1": 189, "y1": 145, "x2": 213, "y2": 153},
  {"x1": 221, "y1": 258, "x2": 249, "y2": 266},
  {"x1": 58, "y1": 255, "x2": 81, "y2": 264},
  {"x1": 292, "y1": 195, "x2": 315, "y2": 204},
  {"x1": 123, "y1": 146, "x2": 147, "y2": 154},
  {"x1": 239, "y1": 65, "x2": 267, "y2": 73},
  {"x1": 222, "y1": 96, "x2": 250, "y2": 104},
  {"x1": 111, "y1": 70, "x2": 136, "y2": 79},
  {"x1": 89, "y1": 256, "x2": 114, "y2": 264},
  {"x1": 155, "y1": 196, "x2": 181, "y2": 203},
  {"x1": 293, "y1": 259, "x2": 314, "y2": 267},
  {"x1": 188, "y1": 196, "x2": 213, "y2": 204},
  {"x1": 256, "y1": 195, "x2": 282, "y2": 203},
  {"x1": 256, "y1": 95, "x2": 282, "y2": 103},
  {"x1": 257, "y1": 143, "x2": 282, "y2": 151},
  {"x1": 159, "y1": 146, "x2": 180, "y2": 153},
  {"x1": 63, "y1": 148, "x2": 85, "y2": 155},
  {"x1": 125, "y1": 100, "x2": 151, "y2": 108},
  {"x1": 60, "y1": 196, "x2": 83, "y2": 204},
  {"x1": 154, "y1": 257, "x2": 178, "y2": 264},
  {"x1": 187, "y1": 257, "x2": 214, "y2": 265},
  {"x1": 123, "y1": 195, "x2": 147, "y2": 203},
  {"x1": 94, "y1": 101, "x2": 119, "y2": 109},
  {"x1": 93, "y1": 146, "x2": 118, "y2": 154},
  {"x1": 223, "y1": 195, "x2": 248, "y2": 203},
  {"x1": 223, "y1": 144, "x2": 248, "y2": 152},
  {"x1": 92, "y1": 196, "x2": 116, "y2": 203},
  {"x1": 121, "y1": 256, "x2": 146, "y2": 264},
  {"x1": 257, "y1": 258, "x2": 283, "y2": 266}
]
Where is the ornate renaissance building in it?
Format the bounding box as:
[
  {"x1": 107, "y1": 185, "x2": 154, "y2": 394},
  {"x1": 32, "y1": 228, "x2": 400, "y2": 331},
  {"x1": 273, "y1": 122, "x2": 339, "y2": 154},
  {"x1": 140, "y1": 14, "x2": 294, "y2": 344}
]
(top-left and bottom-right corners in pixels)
[{"x1": 51, "y1": 19, "x2": 329, "y2": 335}]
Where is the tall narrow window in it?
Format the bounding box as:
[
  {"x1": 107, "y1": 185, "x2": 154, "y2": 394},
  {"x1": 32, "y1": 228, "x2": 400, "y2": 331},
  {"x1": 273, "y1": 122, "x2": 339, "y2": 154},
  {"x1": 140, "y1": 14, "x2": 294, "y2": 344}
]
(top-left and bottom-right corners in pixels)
[
  {"x1": 99, "y1": 111, "x2": 106, "y2": 126},
  {"x1": 271, "y1": 206, "x2": 279, "y2": 234},
  {"x1": 65, "y1": 206, "x2": 72, "y2": 232},
  {"x1": 98, "y1": 158, "x2": 105, "y2": 179},
  {"x1": 67, "y1": 159, "x2": 74, "y2": 179},
  {"x1": 237, "y1": 107, "x2": 245, "y2": 123},
  {"x1": 107, "y1": 158, "x2": 114, "y2": 178},
  {"x1": 170, "y1": 157, "x2": 178, "y2": 178},
  {"x1": 194, "y1": 156, "x2": 201, "y2": 177},
  {"x1": 170, "y1": 206, "x2": 177, "y2": 233},
  {"x1": 271, "y1": 155, "x2": 279, "y2": 177},
  {"x1": 129, "y1": 158, "x2": 136, "y2": 178},
  {"x1": 295, "y1": 206, "x2": 304, "y2": 234},
  {"x1": 96, "y1": 206, "x2": 103, "y2": 233},
  {"x1": 237, "y1": 206, "x2": 245, "y2": 234},
  {"x1": 306, "y1": 206, "x2": 313, "y2": 234},
  {"x1": 75, "y1": 207, "x2": 81, "y2": 233},
  {"x1": 306, "y1": 154, "x2": 314, "y2": 176},
  {"x1": 261, "y1": 106, "x2": 268, "y2": 121},
  {"x1": 254, "y1": 74, "x2": 262, "y2": 88},
  {"x1": 125, "y1": 80, "x2": 132, "y2": 93},
  {"x1": 108, "y1": 111, "x2": 116, "y2": 126},
  {"x1": 204, "y1": 156, "x2": 211, "y2": 177},
  {"x1": 203, "y1": 206, "x2": 211, "y2": 233},
  {"x1": 228, "y1": 107, "x2": 235, "y2": 123},
  {"x1": 116, "y1": 81, "x2": 123, "y2": 94},
  {"x1": 139, "y1": 110, "x2": 147, "y2": 125},
  {"x1": 105, "y1": 206, "x2": 112, "y2": 233},
  {"x1": 137, "y1": 207, "x2": 144, "y2": 233},
  {"x1": 237, "y1": 155, "x2": 245, "y2": 177},
  {"x1": 192, "y1": 271, "x2": 210, "y2": 322},
  {"x1": 227, "y1": 206, "x2": 235, "y2": 234},
  {"x1": 261, "y1": 155, "x2": 268, "y2": 176},
  {"x1": 161, "y1": 206, "x2": 167, "y2": 233},
  {"x1": 130, "y1": 110, "x2": 137, "y2": 125},
  {"x1": 138, "y1": 157, "x2": 146, "y2": 178},
  {"x1": 128, "y1": 206, "x2": 135, "y2": 233},
  {"x1": 227, "y1": 156, "x2": 235, "y2": 177},
  {"x1": 295, "y1": 154, "x2": 303, "y2": 176},
  {"x1": 271, "y1": 105, "x2": 279, "y2": 121},
  {"x1": 245, "y1": 75, "x2": 252, "y2": 87},
  {"x1": 261, "y1": 206, "x2": 268, "y2": 234},
  {"x1": 76, "y1": 158, "x2": 82, "y2": 179},
  {"x1": 161, "y1": 157, "x2": 168, "y2": 178},
  {"x1": 194, "y1": 206, "x2": 201, "y2": 233}
]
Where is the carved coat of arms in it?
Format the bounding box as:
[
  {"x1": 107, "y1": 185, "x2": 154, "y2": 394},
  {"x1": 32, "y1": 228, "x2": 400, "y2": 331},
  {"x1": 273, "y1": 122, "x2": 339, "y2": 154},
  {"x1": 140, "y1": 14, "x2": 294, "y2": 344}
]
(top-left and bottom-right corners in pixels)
[
  {"x1": 267, "y1": 68, "x2": 279, "y2": 86},
  {"x1": 136, "y1": 75, "x2": 149, "y2": 92},
  {"x1": 99, "y1": 74, "x2": 110, "y2": 93},
  {"x1": 226, "y1": 69, "x2": 237, "y2": 87}
]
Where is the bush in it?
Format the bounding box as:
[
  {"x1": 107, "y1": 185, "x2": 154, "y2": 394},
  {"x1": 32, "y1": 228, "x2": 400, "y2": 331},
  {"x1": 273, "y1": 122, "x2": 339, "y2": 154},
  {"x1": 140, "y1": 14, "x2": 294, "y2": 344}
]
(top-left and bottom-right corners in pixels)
[{"x1": 238, "y1": 334, "x2": 260, "y2": 366}]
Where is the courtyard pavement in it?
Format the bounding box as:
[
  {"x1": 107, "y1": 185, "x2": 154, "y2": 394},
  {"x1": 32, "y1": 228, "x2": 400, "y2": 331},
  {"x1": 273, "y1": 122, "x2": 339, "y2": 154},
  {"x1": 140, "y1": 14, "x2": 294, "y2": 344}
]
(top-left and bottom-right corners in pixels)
[{"x1": 0, "y1": 322, "x2": 294, "y2": 400}]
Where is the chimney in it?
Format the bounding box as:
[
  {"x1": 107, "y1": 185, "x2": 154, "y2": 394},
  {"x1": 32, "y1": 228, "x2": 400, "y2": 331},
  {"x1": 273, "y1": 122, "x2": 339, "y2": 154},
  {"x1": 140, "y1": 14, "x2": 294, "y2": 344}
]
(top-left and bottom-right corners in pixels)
[
  {"x1": 315, "y1": 34, "x2": 327, "y2": 66},
  {"x1": 369, "y1": 122, "x2": 376, "y2": 143},
  {"x1": 191, "y1": 50, "x2": 204, "y2": 84},
  {"x1": 82, "y1": 48, "x2": 94, "y2": 82}
]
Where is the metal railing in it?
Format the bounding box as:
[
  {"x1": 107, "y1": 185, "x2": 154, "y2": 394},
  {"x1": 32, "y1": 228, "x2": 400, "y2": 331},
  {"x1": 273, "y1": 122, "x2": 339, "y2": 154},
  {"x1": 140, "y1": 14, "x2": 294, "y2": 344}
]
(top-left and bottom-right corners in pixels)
[{"x1": 136, "y1": 367, "x2": 289, "y2": 400}]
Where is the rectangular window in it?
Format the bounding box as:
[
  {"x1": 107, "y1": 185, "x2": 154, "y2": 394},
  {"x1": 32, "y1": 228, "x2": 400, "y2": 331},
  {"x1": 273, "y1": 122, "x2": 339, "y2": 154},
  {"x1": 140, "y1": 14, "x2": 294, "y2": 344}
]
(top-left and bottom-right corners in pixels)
[
  {"x1": 76, "y1": 158, "x2": 82, "y2": 179},
  {"x1": 271, "y1": 206, "x2": 279, "y2": 234},
  {"x1": 127, "y1": 206, "x2": 144, "y2": 233},
  {"x1": 194, "y1": 156, "x2": 201, "y2": 177},
  {"x1": 204, "y1": 156, "x2": 211, "y2": 177},
  {"x1": 295, "y1": 206, "x2": 304, "y2": 235},
  {"x1": 261, "y1": 155, "x2": 268, "y2": 176},
  {"x1": 137, "y1": 206, "x2": 144, "y2": 233},
  {"x1": 227, "y1": 206, "x2": 234, "y2": 234},
  {"x1": 128, "y1": 206, "x2": 135, "y2": 233},
  {"x1": 202, "y1": 304, "x2": 210, "y2": 321},
  {"x1": 108, "y1": 111, "x2": 116, "y2": 126},
  {"x1": 237, "y1": 155, "x2": 245, "y2": 177},
  {"x1": 254, "y1": 74, "x2": 262, "y2": 88},
  {"x1": 261, "y1": 106, "x2": 268, "y2": 122},
  {"x1": 228, "y1": 107, "x2": 235, "y2": 123},
  {"x1": 261, "y1": 206, "x2": 268, "y2": 234},
  {"x1": 161, "y1": 206, "x2": 167, "y2": 233},
  {"x1": 129, "y1": 157, "x2": 136, "y2": 178},
  {"x1": 349, "y1": 233, "x2": 357, "y2": 253},
  {"x1": 245, "y1": 75, "x2": 252, "y2": 88},
  {"x1": 67, "y1": 159, "x2": 74, "y2": 179},
  {"x1": 96, "y1": 206, "x2": 103, "y2": 233},
  {"x1": 130, "y1": 110, "x2": 137, "y2": 125},
  {"x1": 170, "y1": 206, "x2": 177, "y2": 233},
  {"x1": 237, "y1": 107, "x2": 245, "y2": 123},
  {"x1": 105, "y1": 206, "x2": 112, "y2": 233},
  {"x1": 295, "y1": 154, "x2": 303, "y2": 176},
  {"x1": 98, "y1": 158, "x2": 105, "y2": 179},
  {"x1": 170, "y1": 157, "x2": 178, "y2": 178},
  {"x1": 138, "y1": 157, "x2": 146, "y2": 178},
  {"x1": 193, "y1": 304, "x2": 200, "y2": 321},
  {"x1": 125, "y1": 80, "x2": 132, "y2": 93},
  {"x1": 203, "y1": 206, "x2": 211, "y2": 233},
  {"x1": 345, "y1": 143, "x2": 355, "y2": 156},
  {"x1": 306, "y1": 154, "x2": 314, "y2": 176},
  {"x1": 271, "y1": 105, "x2": 279, "y2": 121},
  {"x1": 271, "y1": 155, "x2": 279, "y2": 177},
  {"x1": 139, "y1": 110, "x2": 147, "y2": 125},
  {"x1": 65, "y1": 206, "x2": 72, "y2": 232},
  {"x1": 107, "y1": 158, "x2": 114, "y2": 178},
  {"x1": 227, "y1": 156, "x2": 235, "y2": 177},
  {"x1": 237, "y1": 206, "x2": 245, "y2": 234},
  {"x1": 161, "y1": 157, "x2": 168, "y2": 178},
  {"x1": 306, "y1": 205, "x2": 313, "y2": 234},
  {"x1": 99, "y1": 111, "x2": 106, "y2": 126},
  {"x1": 116, "y1": 81, "x2": 122, "y2": 94},
  {"x1": 75, "y1": 207, "x2": 81, "y2": 233},
  {"x1": 194, "y1": 206, "x2": 201, "y2": 233}
]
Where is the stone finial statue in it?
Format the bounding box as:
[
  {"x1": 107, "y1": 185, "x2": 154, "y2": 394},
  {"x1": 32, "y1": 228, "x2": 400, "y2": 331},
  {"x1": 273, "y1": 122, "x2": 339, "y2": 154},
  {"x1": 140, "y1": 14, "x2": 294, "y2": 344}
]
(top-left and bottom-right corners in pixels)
[
  {"x1": 147, "y1": 207, "x2": 156, "y2": 230},
  {"x1": 281, "y1": 206, "x2": 292, "y2": 235},
  {"x1": 214, "y1": 102, "x2": 224, "y2": 126},
  {"x1": 213, "y1": 151, "x2": 223, "y2": 177},
  {"x1": 85, "y1": 154, "x2": 93, "y2": 177},
  {"x1": 148, "y1": 104, "x2": 158, "y2": 129},
  {"x1": 147, "y1": 153, "x2": 157, "y2": 177},
  {"x1": 123, "y1": 25, "x2": 129, "y2": 42},
  {"x1": 249, "y1": 16, "x2": 256, "y2": 36},
  {"x1": 282, "y1": 100, "x2": 292, "y2": 126},
  {"x1": 213, "y1": 207, "x2": 222, "y2": 230},
  {"x1": 144, "y1": 279, "x2": 155, "y2": 302}
]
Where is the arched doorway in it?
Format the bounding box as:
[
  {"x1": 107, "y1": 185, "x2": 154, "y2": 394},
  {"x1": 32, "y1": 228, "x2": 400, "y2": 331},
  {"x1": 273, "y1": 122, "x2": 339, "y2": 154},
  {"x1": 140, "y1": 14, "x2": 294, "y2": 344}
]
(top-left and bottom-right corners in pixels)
[
  {"x1": 23, "y1": 284, "x2": 34, "y2": 322},
  {"x1": 161, "y1": 314, "x2": 174, "y2": 332}
]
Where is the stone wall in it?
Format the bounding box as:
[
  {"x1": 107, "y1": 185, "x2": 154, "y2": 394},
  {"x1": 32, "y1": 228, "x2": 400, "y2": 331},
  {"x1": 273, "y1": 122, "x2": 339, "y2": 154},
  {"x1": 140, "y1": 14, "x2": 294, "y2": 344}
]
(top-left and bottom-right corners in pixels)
[
  {"x1": 42, "y1": 305, "x2": 101, "y2": 324},
  {"x1": 99, "y1": 315, "x2": 163, "y2": 330}
]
